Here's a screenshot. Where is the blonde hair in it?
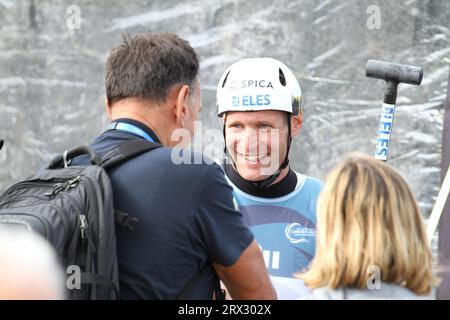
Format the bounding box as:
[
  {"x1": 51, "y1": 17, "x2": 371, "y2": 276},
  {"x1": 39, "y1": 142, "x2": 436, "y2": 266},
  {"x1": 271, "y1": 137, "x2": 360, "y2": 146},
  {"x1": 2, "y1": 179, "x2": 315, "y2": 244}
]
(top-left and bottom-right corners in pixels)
[{"x1": 297, "y1": 153, "x2": 433, "y2": 295}]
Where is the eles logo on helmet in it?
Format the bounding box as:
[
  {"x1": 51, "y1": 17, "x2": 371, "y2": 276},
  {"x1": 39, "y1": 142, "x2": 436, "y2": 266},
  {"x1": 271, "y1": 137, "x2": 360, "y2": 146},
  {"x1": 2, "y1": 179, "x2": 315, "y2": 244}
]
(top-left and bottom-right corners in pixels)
[{"x1": 231, "y1": 95, "x2": 271, "y2": 107}]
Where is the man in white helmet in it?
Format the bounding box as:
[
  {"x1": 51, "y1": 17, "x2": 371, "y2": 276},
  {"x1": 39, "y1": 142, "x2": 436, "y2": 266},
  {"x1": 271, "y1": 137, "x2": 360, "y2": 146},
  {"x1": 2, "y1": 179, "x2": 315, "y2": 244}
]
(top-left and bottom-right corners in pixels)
[{"x1": 216, "y1": 58, "x2": 323, "y2": 299}]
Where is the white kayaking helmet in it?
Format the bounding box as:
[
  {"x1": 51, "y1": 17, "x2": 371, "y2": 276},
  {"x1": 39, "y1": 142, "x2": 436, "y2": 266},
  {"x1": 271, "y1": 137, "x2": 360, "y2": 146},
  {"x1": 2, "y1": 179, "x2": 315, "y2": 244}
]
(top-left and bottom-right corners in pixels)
[
  {"x1": 217, "y1": 58, "x2": 303, "y2": 189},
  {"x1": 216, "y1": 58, "x2": 302, "y2": 117}
]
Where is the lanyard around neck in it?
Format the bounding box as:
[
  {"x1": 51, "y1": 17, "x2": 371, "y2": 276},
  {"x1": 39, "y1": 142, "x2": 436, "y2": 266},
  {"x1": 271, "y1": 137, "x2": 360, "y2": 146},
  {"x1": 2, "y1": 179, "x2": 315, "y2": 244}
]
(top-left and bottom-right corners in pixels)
[{"x1": 106, "y1": 121, "x2": 155, "y2": 143}]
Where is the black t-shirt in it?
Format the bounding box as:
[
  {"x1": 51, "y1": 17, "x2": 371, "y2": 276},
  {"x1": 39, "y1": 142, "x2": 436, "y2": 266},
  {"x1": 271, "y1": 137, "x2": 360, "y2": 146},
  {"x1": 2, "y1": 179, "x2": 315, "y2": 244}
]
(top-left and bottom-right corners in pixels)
[{"x1": 75, "y1": 119, "x2": 254, "y2": 299}]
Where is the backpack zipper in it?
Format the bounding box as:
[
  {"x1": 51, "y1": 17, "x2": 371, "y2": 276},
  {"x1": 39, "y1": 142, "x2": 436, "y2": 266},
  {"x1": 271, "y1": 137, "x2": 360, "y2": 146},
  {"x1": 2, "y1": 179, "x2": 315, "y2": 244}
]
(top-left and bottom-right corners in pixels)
[
  {"x1": 0, "y1": 178, "x2": 75, "y2": 203},
  {"x1": 79, "y1": 214, "x2": 87, "y2": 239},
  {"x1": 0, "y1": 198, "x2": 69, "y2": 238}
]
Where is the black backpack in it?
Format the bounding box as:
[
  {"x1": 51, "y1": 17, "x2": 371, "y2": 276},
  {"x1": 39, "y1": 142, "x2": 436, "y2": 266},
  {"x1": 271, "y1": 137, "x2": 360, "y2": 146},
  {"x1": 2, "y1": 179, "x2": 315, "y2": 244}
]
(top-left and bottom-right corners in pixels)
[{"x1": 0, "y1": 139, "x2": 161, "y2": 299}]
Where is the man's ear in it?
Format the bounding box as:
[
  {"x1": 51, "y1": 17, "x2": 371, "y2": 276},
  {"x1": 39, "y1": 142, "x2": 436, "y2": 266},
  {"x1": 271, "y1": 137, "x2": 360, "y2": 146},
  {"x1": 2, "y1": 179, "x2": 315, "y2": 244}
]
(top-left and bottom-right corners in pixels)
[
  {"x1": 290, "y1": 111, "x2": 303, "y2": 138},
  {"x1": 174, "y1": 84, "x2": 191, "y2": 128},
  {"x1": 105, "y1": 96, "x2": 112, "y2": 121}
]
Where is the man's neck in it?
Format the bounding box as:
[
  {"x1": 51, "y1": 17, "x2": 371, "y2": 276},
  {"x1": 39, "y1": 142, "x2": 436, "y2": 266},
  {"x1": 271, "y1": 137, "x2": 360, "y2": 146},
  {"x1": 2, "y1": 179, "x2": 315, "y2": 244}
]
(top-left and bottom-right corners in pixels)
[{"x1": 109, "y1": 99, "x2": 171, "y2": 145}]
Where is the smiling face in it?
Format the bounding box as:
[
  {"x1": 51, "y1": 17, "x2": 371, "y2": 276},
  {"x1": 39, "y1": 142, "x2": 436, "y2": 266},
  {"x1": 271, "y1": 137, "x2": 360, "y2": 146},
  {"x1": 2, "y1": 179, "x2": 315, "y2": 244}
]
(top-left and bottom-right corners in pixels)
[{"x1": 224, "y1": 110, "x2": 291, "y2": 182}]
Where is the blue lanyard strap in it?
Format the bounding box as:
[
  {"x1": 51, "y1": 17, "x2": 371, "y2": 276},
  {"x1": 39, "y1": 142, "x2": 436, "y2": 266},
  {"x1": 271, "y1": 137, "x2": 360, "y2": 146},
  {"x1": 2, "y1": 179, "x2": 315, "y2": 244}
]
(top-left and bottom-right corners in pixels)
[{"x1": 106, "y1": 121, "x2": 155, "y2": 143}]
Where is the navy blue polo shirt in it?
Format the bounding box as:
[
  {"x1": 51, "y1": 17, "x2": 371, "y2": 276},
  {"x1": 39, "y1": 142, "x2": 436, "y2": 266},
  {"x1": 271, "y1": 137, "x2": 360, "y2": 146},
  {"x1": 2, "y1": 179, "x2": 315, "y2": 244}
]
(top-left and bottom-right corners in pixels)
[{"x1": 76, "y1": 118, "x2": 254, "y2": 299}]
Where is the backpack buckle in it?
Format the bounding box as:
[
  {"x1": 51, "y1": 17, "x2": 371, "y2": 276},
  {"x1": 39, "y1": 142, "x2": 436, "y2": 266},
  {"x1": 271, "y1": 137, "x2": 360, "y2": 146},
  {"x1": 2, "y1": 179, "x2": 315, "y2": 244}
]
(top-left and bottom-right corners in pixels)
[{"x1": 115, "y1": 209, "x2": 138, "y2": 231}]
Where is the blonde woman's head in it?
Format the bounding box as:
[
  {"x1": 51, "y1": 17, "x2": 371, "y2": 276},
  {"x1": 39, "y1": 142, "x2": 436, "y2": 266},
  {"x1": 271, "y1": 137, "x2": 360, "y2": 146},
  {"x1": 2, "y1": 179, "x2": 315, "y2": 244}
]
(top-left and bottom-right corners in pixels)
[{"x1": 298, "y1": 153, "x2": 432, "y2": 295}]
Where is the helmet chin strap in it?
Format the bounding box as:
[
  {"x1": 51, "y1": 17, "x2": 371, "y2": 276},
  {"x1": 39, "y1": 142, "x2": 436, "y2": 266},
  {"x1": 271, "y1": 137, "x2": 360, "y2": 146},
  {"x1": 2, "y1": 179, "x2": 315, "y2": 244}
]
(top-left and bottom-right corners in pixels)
[{"x1": 223, "y1": 113, "x2": 292, "y2": 189}]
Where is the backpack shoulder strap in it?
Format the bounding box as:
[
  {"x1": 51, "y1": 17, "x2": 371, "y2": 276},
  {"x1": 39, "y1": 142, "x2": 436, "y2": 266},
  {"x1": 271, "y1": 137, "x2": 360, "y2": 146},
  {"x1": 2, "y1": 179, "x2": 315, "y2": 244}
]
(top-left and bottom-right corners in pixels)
[
  {"x1": 100, "y1": 139, "x2": 162, "y2": 170},
  {"x1": 101, "y1": 139, "x2": 162, "y2": 230}
]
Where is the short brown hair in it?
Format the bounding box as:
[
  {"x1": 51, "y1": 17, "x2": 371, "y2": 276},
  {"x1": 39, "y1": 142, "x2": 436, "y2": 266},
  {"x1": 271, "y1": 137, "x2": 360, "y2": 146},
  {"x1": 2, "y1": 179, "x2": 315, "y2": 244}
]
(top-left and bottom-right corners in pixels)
[{"x1": 105, "y1": 33, "x2": 199, "y2": 105}]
